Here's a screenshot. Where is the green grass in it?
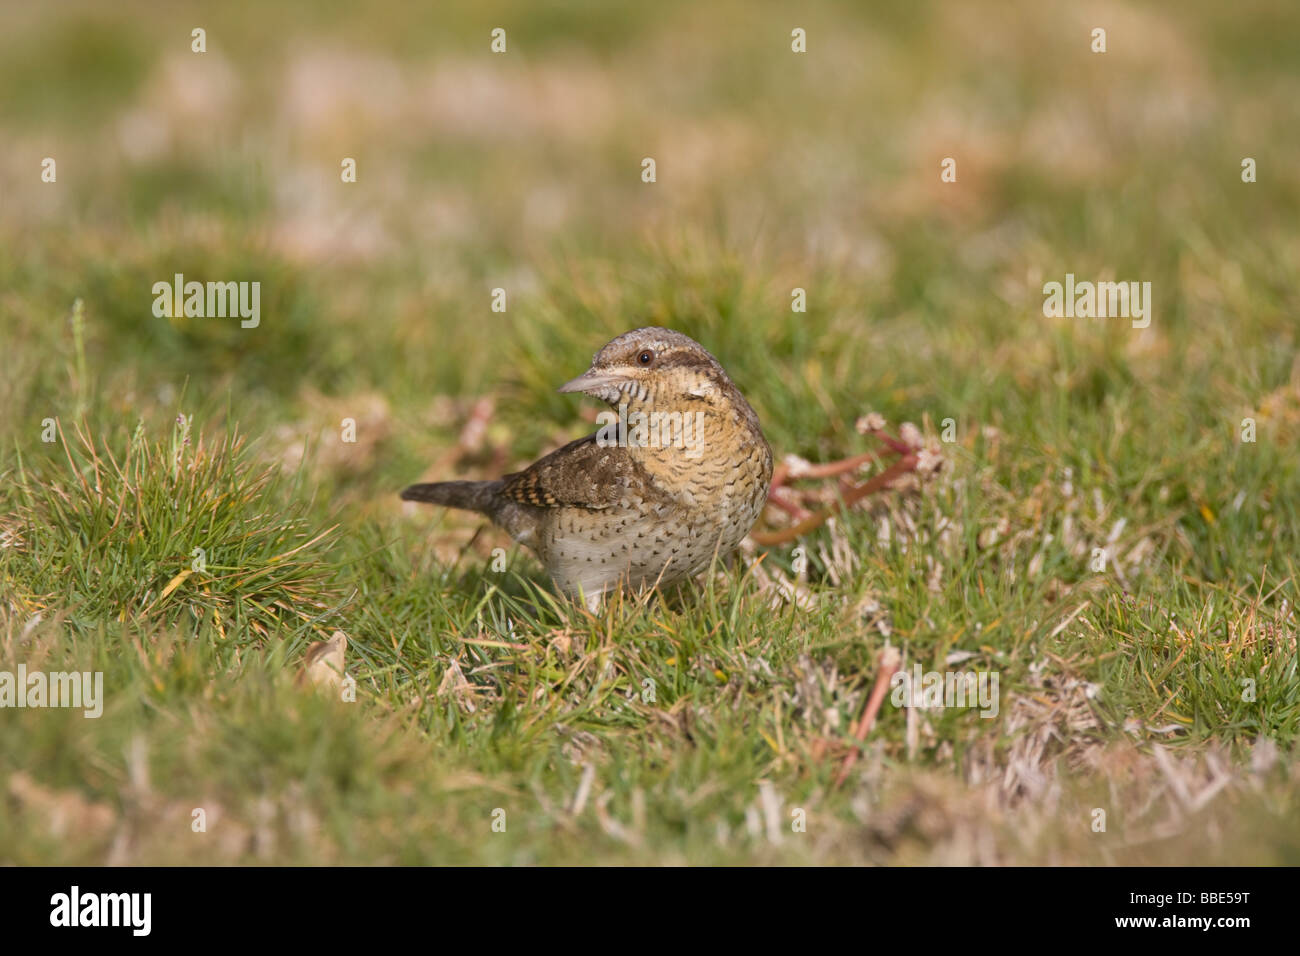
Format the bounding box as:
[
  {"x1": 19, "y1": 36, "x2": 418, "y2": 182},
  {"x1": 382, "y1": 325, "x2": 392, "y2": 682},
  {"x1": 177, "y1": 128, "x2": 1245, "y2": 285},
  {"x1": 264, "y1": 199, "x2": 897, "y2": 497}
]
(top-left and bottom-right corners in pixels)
[
  {"x1": 2, "y1": 0, "x2": 1299, "y2": 864},
  {"x1": 8, "y1": 417, "x2": 339, "y2": 638}
]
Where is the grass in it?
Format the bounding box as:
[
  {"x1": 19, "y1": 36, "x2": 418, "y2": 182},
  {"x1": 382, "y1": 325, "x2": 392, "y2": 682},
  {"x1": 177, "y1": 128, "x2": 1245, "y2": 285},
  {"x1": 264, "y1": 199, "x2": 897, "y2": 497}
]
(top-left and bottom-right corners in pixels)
[
  {"x1": 9, "y1": 411, "x2": 340, "y2": 636},
  {"x1": 2, "y1": 0, "x2": 1299, "y2": 865}
]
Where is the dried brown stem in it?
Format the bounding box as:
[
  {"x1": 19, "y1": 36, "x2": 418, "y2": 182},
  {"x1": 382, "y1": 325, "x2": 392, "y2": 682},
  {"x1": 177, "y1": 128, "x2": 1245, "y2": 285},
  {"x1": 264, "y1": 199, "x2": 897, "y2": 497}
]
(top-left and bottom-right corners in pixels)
[
  {"x1": 766, "y1": 489, "x2": 813, "y2": 521},
  {"x1": 751, "y1": 453, "x2": 918, "y2": 546},
  {"x1": 833, "y1": 646, "x2": 902, "y2": 788},
  {"x1": 860, "y1": 428, "x2": 914, "y2": 457},
  {"x1": 782, "y1": 450, "x2": 881, "y2": 481}
]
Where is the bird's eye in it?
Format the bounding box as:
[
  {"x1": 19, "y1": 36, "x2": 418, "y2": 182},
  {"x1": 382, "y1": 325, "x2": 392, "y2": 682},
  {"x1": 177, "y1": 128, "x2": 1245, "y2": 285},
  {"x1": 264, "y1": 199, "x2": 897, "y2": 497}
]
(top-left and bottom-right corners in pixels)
[{"x1": 637, "y1": 350, "x2": 654, "y2": 366}]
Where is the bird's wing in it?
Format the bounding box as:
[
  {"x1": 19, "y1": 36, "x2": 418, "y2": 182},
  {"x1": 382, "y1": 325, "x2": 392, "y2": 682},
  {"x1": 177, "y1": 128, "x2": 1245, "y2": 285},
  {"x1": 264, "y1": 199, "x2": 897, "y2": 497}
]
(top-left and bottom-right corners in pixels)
[{"x1": 499, "y1": 433, "x2": 655, "y2": 510}]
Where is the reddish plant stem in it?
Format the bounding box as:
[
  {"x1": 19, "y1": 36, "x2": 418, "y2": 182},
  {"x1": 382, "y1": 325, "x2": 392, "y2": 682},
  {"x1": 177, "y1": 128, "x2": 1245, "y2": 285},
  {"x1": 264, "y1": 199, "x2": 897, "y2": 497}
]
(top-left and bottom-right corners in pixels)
[
  {"x1": 833, "y1": 647, "x2": 902, "y2": 788},
  {"x1": 751, "y1": 453, "x2": 917, "y2": 546},
  {"x1": 861, "y1": 428, "x2": 914, "y2": 456},
  {"x1": 766, "y1": 489, "x2": 813, "y2": 521}
]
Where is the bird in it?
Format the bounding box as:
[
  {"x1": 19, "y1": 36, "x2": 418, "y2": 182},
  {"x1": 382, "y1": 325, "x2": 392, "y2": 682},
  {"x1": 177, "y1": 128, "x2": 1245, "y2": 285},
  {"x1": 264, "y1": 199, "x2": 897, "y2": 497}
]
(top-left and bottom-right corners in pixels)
[{"x1": 401, "y1": 327, "x2": 773, "y2": 609}]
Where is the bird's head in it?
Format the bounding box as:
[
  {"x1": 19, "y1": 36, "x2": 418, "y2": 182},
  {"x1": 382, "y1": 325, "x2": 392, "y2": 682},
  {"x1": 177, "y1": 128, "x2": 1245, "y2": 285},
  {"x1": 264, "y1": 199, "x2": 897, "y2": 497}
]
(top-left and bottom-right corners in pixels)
[{"x1": 557, "y1": 327, "x2": 727, "y2": 408}]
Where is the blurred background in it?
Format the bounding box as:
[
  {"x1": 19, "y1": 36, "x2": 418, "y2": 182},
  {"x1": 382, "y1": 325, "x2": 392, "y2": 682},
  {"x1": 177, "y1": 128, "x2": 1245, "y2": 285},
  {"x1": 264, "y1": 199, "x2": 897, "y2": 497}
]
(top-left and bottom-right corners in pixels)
[{"x1": 4, "y1": 0, "x2": 1297, "y2": 495}]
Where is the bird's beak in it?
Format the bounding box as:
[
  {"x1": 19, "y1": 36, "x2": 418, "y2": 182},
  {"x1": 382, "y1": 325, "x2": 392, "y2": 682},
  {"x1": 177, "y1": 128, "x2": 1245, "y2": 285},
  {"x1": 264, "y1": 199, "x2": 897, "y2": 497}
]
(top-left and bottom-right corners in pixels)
[{"x1": 557, "y1": 369, "x2": 624, "y2": 396}]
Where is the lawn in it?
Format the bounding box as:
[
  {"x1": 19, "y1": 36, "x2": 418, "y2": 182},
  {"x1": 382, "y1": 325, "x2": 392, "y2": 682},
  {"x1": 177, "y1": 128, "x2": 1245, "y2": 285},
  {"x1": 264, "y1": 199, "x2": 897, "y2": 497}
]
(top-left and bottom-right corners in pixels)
[{"x1": 1, "y1": 0, "x2": 1298, "y2": 864}]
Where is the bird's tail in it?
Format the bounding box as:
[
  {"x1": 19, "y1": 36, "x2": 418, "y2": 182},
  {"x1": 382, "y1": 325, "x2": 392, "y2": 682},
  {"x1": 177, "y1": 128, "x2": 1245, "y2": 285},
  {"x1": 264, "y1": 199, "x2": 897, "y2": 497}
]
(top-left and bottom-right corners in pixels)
[{"x1": 400, "y1": 479, "x2": 503, "y2": 515}]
